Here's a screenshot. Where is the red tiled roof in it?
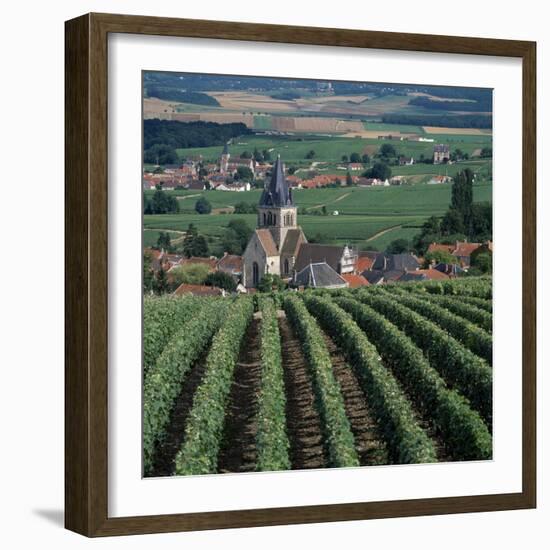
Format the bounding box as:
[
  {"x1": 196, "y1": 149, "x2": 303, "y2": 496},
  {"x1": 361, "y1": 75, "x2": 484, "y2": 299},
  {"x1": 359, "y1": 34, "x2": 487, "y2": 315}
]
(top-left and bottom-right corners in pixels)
[
  {"x1": 454, "y1": 242, "x2": 481, "y2": 257},
  {"x1": 217, "y1": 254, "x2": 243, "y2": 273},
  {"x1": 180, "y1": 257, "x2": 217, "y2": 270},
  {"x1": 427, "y1": 243, "x2": 454, "y2": 255},
  {"x1": 173, "y1": 284, "x2": 224, "y2": 297},
  {"x1": 415, "y1": 269, "x2": 449, "y2": 280},
  {"x1": 341, "y1": 274, "x2": 370, "y2": 288},
  {"x1": 357, "y1": 256, "x2": 375, "y2": 272}
]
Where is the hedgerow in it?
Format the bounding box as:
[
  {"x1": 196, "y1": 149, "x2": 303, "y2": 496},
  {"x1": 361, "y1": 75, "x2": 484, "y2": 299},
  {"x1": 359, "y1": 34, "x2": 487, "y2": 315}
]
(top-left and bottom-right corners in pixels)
[
  {"x1": 283, "y1": 295, "x2": 359, "y2": 468},
  {"x1": 358, "y1": 291, "x2": 492, "y2": 426},
  {"x1": 335, "y1": 297, "x2": 492, "y2": 460},
  {"x1": 303, "y1": 295, "x2": 437, "y2": 465},
  {"x1": 142, "y1": 298, "x2": 229, "y2": 474},
  {"x1": 255, "y1": 297, "x2": 291, "y2": 472},
  {"x1": 174, "y1": 297, "x2": 254, "y2": 475}
]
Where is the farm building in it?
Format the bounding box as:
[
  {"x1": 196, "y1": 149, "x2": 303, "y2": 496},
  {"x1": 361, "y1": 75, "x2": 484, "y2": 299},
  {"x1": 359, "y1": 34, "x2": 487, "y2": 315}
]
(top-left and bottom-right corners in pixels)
[{"x1": 433, "y1": 144, "x2": 450, "y2": 164}]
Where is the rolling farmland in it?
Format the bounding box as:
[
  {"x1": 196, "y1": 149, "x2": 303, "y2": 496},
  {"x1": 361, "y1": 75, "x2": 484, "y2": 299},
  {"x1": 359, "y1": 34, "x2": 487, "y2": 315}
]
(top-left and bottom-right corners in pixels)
[{"x1": 144, "y1": 278, "x2": 493, "y2": 477}]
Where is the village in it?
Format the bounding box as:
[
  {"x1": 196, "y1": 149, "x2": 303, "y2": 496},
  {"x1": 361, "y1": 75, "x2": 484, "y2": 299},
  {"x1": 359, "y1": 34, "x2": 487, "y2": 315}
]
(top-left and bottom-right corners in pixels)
[{"x1": 144, "y1": 143, "x2": 491, "y2": 297}]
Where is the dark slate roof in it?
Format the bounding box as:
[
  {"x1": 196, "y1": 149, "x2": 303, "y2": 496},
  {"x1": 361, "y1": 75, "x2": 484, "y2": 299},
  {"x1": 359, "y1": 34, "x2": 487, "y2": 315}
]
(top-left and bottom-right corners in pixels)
[
  {"x1": 295, "y1": 262, "x2": 348, "y2": 289},
  {"x1": 434, "y1": 144, "x2": 450, "y2": 152},
  {"x1": 294, "y1": 243, "x2": 345, "y2": 273},
  {"x1": 398, "y1": 271, "x2": 427, "y2": 282},
  {"x1": 259, "y1": 156, "x2": 294, "y2": 207},
  {"x1": 371, "y1": 253, "x2": 420, "y2": 272},
  {"x1": 222, "y1": 142, "x2": 229, "y2": 155},
  {"x1": 362, "y1": 270, "x2": 385, "y2": 284},
  {"x1": 280, "y1": 228, "x2": 305, "y2": 257}
]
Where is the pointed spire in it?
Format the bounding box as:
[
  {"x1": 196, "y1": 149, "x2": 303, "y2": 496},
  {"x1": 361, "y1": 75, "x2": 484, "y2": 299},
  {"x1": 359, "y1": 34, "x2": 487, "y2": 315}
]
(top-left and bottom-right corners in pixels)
[
  {"x1": 222, "y1": 141, "x2": 229, "y2": 155},
  {"x1": 259, "y1": 155, "x2": 294, "y2": 207}
]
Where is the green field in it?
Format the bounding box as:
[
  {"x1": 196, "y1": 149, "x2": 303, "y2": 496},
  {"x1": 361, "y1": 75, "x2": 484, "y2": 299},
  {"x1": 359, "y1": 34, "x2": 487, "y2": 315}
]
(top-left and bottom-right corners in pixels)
[
  {"x1": 143, "y1": 182, "x2": 492, "y2": 253},
  {"x1": 175, "y1": 133, "x2": 492, "y2": 166}
]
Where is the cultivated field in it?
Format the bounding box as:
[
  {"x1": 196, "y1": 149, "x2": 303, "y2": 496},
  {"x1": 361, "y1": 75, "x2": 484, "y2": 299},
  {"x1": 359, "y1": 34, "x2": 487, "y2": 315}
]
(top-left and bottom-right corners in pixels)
[
  {"x1": 143, "y1": 182, "x2": 492, "y2": 252},
  {"x1": 143, "y1": 278, "x2": 493, "y2": 476}
]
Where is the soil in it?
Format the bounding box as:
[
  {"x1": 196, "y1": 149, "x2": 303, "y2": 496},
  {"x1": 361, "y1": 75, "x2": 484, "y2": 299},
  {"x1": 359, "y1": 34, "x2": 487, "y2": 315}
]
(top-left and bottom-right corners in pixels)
[
  {"x1": 322, "y1": 334, "x2": 389, "y2": 466},
  {"x1": 217, "y1": 318, "x2": 263, "y2": 473},
  {"x1": 149, "y1": 346, "x2": 211, "y2": 477},
  {"x1": 278, "y1": 315, "x2": 328, "y2": 470}
]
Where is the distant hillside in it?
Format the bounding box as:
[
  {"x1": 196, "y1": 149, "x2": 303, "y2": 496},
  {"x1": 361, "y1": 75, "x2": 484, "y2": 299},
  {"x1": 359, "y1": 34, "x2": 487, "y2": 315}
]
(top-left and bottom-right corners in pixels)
[{"x1": 146, "y1": 87, "x2": 220, "y2": 106}]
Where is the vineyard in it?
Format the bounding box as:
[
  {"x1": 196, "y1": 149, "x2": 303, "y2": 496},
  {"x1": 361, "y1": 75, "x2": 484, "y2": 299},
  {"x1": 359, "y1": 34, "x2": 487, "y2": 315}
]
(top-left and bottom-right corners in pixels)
[{"x1": 143, "y1": 277, "x2": 493, "y2": 477}]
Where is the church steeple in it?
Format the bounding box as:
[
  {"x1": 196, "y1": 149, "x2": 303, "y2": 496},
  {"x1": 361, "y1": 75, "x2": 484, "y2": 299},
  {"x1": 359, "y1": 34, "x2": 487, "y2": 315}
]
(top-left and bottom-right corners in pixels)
[{"x1": 259, "y1": 155, "x2": 294, "y2": 208}]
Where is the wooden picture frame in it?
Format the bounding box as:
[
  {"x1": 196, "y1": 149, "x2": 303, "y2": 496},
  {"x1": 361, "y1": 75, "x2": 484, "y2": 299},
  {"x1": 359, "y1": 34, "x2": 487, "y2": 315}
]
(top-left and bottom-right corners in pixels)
[{"x1": 65, "y1": 12, "x2": 536, "y2": 537}]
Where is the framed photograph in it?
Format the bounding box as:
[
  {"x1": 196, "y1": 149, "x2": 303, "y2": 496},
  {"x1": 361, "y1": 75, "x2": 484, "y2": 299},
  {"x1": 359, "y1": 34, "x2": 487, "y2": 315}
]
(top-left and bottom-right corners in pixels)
[{"x1": 65, "y1": 13, "x2": 536, "y2": 537}]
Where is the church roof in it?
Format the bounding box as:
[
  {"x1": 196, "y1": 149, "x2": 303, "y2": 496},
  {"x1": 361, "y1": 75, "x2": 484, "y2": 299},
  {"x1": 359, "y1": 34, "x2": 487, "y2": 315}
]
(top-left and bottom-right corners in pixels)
[
  {"x1": 294, "y1": 243, "x2": 347, "y2": 273},
  {"x1": 222, "y1": 142, "x2": 229, "y2": 155},
  {"x1": 259, "y1": 156, "x2": 294, "y2": 207},
  {"x1": 280, "y1": 228, "x2": 306, "y2": 257},
  {"x1": 255, "y1": 229, "x2": 279, "y2": 256}
]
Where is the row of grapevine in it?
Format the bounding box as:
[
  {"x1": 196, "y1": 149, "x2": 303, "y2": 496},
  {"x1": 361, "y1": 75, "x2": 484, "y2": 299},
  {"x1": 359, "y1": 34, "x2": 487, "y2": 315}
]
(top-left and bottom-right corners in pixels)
[
  {"x1": 283, "y1": 295, "x2": 360, "y2": 468},
  {"x1": 303, "y1": 294, "x2": 438, "y2": 465},
  {"x1": 143, "y1": 296, "x2": 202, "y2": 376},
  {"x1": 255, "y1": 297, "x2": 291, "y2": 472},
  {"x1": 142, "y1": 298, "x2": 230, "y2": 474},
  {"x1": 424, "y1": 294, "x2": 493, "y2": 332},
  {"x1": 357, "y1": 291, "x2": 492, "y2": 426},
  {"x1": 174, "y1": 297, "x2": 255, "y2": 475},
  {"x1": 459, "y1": 295, "x2": 493, "y2": 313},
  {"x1": 398, "y1": 277, "x2": 492, "y2": 299},
  {"x1": 390, "y1": 293, "x2": 493, "y2": 365},
  {"x1": 334, "y1": 297, "x2": 492, "y2": 460}
]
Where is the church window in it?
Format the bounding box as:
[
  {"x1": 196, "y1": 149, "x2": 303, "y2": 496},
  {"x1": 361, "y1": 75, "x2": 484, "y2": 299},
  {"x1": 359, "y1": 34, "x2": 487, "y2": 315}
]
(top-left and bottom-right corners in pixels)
[
  {"x1": 252, "y1": 262, "x2": 259, "y2": 286},
  {"x1": 284, "y1": 258, "x2": 290, "y2": 274}
]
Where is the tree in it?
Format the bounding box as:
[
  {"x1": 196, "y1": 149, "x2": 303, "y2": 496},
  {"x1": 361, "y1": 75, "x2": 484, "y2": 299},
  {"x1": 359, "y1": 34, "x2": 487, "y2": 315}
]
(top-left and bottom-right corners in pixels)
[
  {"x1": 480, "y1": 147, "x2": 492, "y2": 158},
  {"x1": 253, "y1": 147, "x2": 263, "y2": 162},
  {"x1": 361, "y1": 153, "x2": 370, "y2": 164},
  {"x1": 146, "y1": 187, "x2": 179, "y2": 214},
  {"x1": 257, "y1": 273, "x2": 286, "y2": 293},
  {"x1": 262, "y1": 149, "x2": 272, "y2": 161},
  {"x1": 346, "y1": 172, "x2": 353, "y2": 186},
  {"x1": 349, "y1": 152, "x2": 362, "y2": 163},
  {"x1": 470, "y1": 251, "x2": 492, "y2": 274},
  {"x1": 423, "y1": 250, "x2": 458, "y2": 268},
  {"x1": 144, "y1": 144, "x2": 178, "y2": 165},
  {"x1": 234, "y1": 166, "x2": 254, "y2": 181},
  {"x1": 321, "y1": 205, "x2": 328, "y2": 216},
  {"x1": 240, "y1": 150, "x2": 252, "y2": 159},
  {"x1": 379, "y1": 143, "x2": 397, "y2": 158},
  {"x1": 441, "y1": 208, "x2": 465, "y2": 235},
  {"x1": 152, "y1": 266, "x2": 169, "y2": 295},
  {"x1": 204, "y1": 271, "x2": 237, "y2": 292},
  {"x1": 143, "y1": 251, "x2": 154, "y2": 293},
  {"x1": 156, "y1": 231, "x2": 171, "y2": 250},
  {"x1": 182, "y1": 225, "x2": 209, "y2": 258},
  {"x1": 195, "y1": 196, "x2": 212, "y2": 214},
  {"x1": 170, "y1": 263, "x2": 211, "y2": 286},
  {"x1": 341, "y1": 155, "x2": 349, "y2": 162},
  {"x1": 364, "y1": 162, "x2": 392, "y2": 180},
  {"x1": 386, "y1": 238, "x2": 410, "y2": 254},
  {"x1": 305, "y1": 150, "x2": 316, "y2": 159},
  {"x1": 221, "y1": 219, "x2": 252, "y2": 254}
]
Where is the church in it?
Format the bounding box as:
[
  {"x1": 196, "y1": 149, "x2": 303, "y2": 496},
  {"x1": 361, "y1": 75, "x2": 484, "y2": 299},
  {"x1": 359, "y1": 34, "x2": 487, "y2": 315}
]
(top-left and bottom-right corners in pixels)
[{"x1": 242, "y1": 156, "x2": 307, "y2": 287}]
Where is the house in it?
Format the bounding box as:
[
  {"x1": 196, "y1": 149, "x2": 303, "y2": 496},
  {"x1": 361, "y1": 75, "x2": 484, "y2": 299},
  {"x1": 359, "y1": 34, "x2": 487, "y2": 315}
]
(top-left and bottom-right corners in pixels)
[
  {"x1": 370, "y1": 252, "x2": 421, "y2": 272},
  {"x1": 341, "y1": 273, "x2": 370, "y2": 288},
  {"x1": 242, "y1": 156, "x2": 307, "y2": 287},
  {"x1": 217, "y1": 253, "x2": 243, "y2": 282},
  {"x1": 295, "y1": 262, "x2": 348, "y2": 289},
  {"x1": 433, "y1": 144, "x2": 450, "y2": 164},
  {"x1": 294, "y1": 243, "x2": 357, "y2": 276},
  {"x1": 185, "y1": 180, "x2": 206, "y2": 190},
  {"x1": 398, "y1": 156, "x2": 414, "y2": 166},
  {"x1": 399, "y1": 269, "x2": 449, "y2": 282},
  {"x1": 173, "y1": 283, "x2": 226, "y2": 297},
  {"x1": 362, "y1": 270, "x2": 385, "y2": 285},
  {"x1": 347, "y1": 163, "x2": 364, "y2": 171},
  {"x1": 216, "y1": 182, "x2": 251, "y2": 192},
  {"x1": 357, "y1": 251, "x2": 377, "y2": 273},
  {"x1": 426, "y1": 240, "x2": 490, "y2": 268},
  {"x1": 390, "y1": 176, "x2": 407, "y2": 186}
]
